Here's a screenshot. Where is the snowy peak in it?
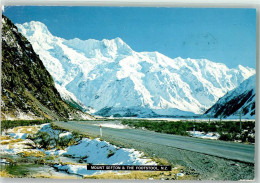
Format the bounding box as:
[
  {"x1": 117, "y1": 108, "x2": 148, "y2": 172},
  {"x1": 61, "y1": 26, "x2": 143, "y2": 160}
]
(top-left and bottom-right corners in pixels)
[
  {"x1": 17, "y1": 21, "x2": 133, "y2": 59},
  {"x1": 16, "y1": 21, "x2": 60, "y2": 53},
  {"x1": 236, "y1": 64, "x2": 256, "y2": 79},
  {"x1": 63, "y1": 36, "x2": 133, "y2": 59},
  {"x1": 16, "y1": 21, "x2": 256, "y2": 117},
  {"x1": 16, "y1": 21, "x2": 53, "y2": 38}
]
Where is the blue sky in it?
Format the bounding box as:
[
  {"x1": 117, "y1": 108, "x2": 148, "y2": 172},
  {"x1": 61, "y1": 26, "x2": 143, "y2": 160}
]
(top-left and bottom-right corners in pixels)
[{"x1": 4, "y1": 6, "x2": 256, "y2": 68}]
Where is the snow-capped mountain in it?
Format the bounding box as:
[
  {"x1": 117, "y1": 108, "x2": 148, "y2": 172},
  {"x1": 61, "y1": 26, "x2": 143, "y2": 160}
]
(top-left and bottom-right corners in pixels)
[
  {"x1": 204, "y1": 75, "x2": 255, "y2": 118},
  {"x1": 16, "y1": 21, "x2": 255, "y2": 117}
]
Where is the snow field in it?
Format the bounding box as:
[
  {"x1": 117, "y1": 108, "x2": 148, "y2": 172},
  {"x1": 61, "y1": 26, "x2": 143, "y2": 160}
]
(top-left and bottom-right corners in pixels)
[
  {"x1": 187, "y1": 131, "x2": 220, "y2": 140},
  {"x1": 1, "y1": 123, "x2": 156, "y2": 177}
]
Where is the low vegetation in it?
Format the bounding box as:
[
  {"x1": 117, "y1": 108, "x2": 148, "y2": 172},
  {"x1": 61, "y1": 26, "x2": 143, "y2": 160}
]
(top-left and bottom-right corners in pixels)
[
  {"x1": 121, "y1": 119, "x2": 255, "y2": 143},
  {"x1": 1, "y1": 138, "x2": 23, "y2": 145},
  {"x1": 18, "y1": 150, "x2": 46, "y2": 158},
  {"x1": 27, "y1": 123, "x2": 84, "y2": 150},
  {"x1": 107, "y1": 150, "x2": 115, "y2": 158},
  {"x1": 83, "y1": 166, "x2": 194, "y2": 180},
  {"x1": 1, "y1": 119, "x2": 51, "y2": 131},
  {"x1": 0, "y1": 170, "x2": 14, "y2": 178}
]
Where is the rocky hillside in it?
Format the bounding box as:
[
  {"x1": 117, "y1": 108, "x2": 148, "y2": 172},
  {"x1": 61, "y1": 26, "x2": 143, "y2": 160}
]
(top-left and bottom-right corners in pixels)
[
  {"x1": 204, "y1": 75, "x2": 255, "y2": 118},
  {"x1": 1, "y1": 15, "x2": 93, "y2": 120}
]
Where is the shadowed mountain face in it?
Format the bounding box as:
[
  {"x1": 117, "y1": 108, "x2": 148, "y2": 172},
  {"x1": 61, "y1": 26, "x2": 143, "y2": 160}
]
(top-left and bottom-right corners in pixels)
[
  {"x1": 204, "y1": 75, "x2": 255, "y2": 118},
  {"x1": 1, "y1": 15, "x2": 92, "y2": 120}
]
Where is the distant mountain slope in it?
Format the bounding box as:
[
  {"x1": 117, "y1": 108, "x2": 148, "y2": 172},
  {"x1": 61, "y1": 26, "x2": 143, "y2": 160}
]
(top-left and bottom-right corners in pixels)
[
  {"x1": 16, "y1": 21, "x2": 255, "y2": 117},
  {"x1": 1, "y1": 15, "x2": 93, "y2": 120},
  {"x1": 204, "y1": 75, "x2": 255, "y2": 118},
  {"x1": 54, "y1": 83, "x2": 94, "y2": 113}
]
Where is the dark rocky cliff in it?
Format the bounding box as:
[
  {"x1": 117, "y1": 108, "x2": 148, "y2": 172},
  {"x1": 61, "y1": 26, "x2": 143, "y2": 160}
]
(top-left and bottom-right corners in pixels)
[{"x1": 1, "y1": 15, "x2": 93, "y2": 120}]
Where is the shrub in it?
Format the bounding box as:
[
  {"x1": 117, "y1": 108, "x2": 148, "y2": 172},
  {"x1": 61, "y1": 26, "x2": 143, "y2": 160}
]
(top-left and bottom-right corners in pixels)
[
  {"x1": 107, "y1": 150, "x2": 115, "y2": 158},
  {"x1": 219, "y1": 133, "x2": 232, "y2": 141},
  {"x1": 32, "y1": 132, "x2": 51, "y2": 149}
]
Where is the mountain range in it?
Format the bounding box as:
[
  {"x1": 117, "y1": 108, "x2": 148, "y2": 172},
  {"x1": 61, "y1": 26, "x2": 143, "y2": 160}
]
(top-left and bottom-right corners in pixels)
[{"x1": 15, "y1": 21, "x2": 255, "y2": 118}]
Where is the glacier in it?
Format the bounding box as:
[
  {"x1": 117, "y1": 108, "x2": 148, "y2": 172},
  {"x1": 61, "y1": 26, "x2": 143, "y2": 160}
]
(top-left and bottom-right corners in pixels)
[{"x1": 16, "y1": 21, "x2": 255, "y2": 117}]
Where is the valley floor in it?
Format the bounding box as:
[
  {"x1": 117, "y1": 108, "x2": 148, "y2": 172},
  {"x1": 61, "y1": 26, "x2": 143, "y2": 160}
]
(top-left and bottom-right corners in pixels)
[
  {"x1": 0, "y1": 122, "x2": 188, "y2": 180},
  {"x1": 53, "y1": 120, "x2": 255, "y2": 180},
  {"x1": 0, "y1": 119, "x2": 255, "y2": 180}
]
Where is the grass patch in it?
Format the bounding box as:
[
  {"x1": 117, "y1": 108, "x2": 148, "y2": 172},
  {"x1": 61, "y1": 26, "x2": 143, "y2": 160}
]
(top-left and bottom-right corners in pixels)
[
  {"x1": 151, "y1": 157, "x2": 170, "y2": 166},
  {"x1": 18, "y1": 150, "x2": 45, "y2": 158},
  {"x1": 0, "y1": 170, "x2": 14, "y2": 178},
  {"x1": 1, "y1": 138, "x2": 23, "y2": 145},
  {"x1": 1, "y1": 119, "x2": 51, "y2": 131},
  {"x1": 1, "y1": 135, "x2": 11, "y2": 141},
  {"x1": 2, "y1": 163, "x2": 43, "y2": 177},
  {"x1": 83, "y1": 167, "x2": 195, "y2": 180},
  {"x1": 11, "y1": 126, "x2": 40, "y2": 134},
  {"x1": 1, "y1": 141, "x2": 10, "y2": 145},
  {"x1": 32, "y1": 174, "x2": 79, "y2": 179},
  {"x1": 58, "y1": 161, "x2": 83, "y2": 166}
]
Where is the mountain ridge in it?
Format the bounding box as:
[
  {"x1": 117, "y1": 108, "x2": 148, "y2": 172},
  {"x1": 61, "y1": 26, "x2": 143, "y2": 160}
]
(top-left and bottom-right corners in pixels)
[
  {"x1": 204, "y1": 75, "x2": 255, "y2": 118},
  {"x1": 16, "y1": 20, "x2": 256, "y2": 117}
]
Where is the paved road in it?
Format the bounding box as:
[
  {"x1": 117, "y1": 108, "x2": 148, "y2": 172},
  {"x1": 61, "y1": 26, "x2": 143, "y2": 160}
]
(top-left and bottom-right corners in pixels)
[{"x1": 54, "y1": 121, "x2": 254, "y2": 163}]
